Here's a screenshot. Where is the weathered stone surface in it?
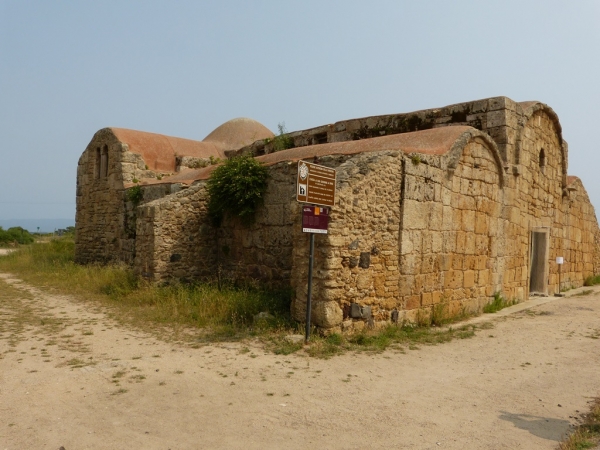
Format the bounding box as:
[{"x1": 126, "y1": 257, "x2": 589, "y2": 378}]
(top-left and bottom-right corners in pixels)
[
  {"x1": 76, "y1": 97, "x2": 600, "y2": 332},
  {"x1": 312, "y1": 301, "x2": 343, "y2": 328}
]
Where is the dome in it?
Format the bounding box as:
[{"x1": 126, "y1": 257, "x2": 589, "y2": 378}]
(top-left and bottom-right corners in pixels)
[{"x1": 203, "y1": 118, "x2": 274, "y2": 151}]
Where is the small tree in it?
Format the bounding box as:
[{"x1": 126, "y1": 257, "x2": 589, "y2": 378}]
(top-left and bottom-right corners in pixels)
[{"x1": 207, "y1": 155, "x2": 269, "y2": 226}]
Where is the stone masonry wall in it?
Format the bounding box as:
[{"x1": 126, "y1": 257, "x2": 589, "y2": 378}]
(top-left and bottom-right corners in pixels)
[
  {"x1": 560, "y1": 178, "x2": 599, "y2": 289},
  {"x1": 75, "y1": 130, "x2": 128, "y2": 264},
  {"x1": 514, "y1": 109, "x2": 571, "y2": 296},
  {"x1": 76, "y1": 128, "x2": 179, "y2": 265},
  {"x1": 290, "y1": 151, "x2": 403, "y2": 330},
  {"x1": 290, "y1": 137, "x2": 506, "y2": 332},
  {"x1": 135, "y1": 162, "x2": 299, "y2": 287},
  {"x1": 135, "y1": 183, "x2": 217, "y2": 281},
  {"x1": 398, "y1": 138, "x2": 504, "y2": 323}
]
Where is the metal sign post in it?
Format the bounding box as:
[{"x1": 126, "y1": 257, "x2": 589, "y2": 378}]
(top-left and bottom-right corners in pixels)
[
  {"x1": 297, "y1": 161, "x2": 336, "y2": 343},
  {"x1": 302, "y1": 205, "x2": 329, "y2": 343},
  {"x1": 305, "y1": 232, "x2": 315, "y2": 343},
  {"x1": 555, "y1": 256, "x2": 564, "y2": 296}
]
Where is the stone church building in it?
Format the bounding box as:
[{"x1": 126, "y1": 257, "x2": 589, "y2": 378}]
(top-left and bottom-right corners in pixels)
[{"x1": 75, "y1": 96, "x2": 600, "y2": 331}]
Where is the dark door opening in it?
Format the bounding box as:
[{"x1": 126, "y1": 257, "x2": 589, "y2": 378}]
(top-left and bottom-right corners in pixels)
[{"x1": 529, "y1": 230, "x2": 548, "y2": 295}]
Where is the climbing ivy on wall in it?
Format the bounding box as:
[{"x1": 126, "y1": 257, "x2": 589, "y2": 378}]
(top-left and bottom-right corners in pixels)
[{"x1": 207, "y1": 155, "x2": 269, "y2": 227}]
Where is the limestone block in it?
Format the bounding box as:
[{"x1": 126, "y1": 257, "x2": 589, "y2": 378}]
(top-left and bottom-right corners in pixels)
[
  {"x1": 464, "y1": 234, "x2": 476, "y2": 255},
  {"x1": 444, "y1": 270, "x2": 463, "y2": 289},
  {"x1": 463, "y1": 270, "x2": 475, "y2": 288},
  {"x1": 402, "y1": 200, "x2": 429, "y2": 230},
  {"x1": 405, "y1": 295, "x2": 421, "y2": 310},
  {"x1": 312, "y1": 301, "x2": 343, "y2": 328},
  {"x1": 356, "y1": 273, "x2": 372, "y2": 290},
  {"x1": 421, "y1": 292, "x2": 433, "y2": 306},
  {"x1": 462, "y1": 210, "x2": 475, "y2": 232}
]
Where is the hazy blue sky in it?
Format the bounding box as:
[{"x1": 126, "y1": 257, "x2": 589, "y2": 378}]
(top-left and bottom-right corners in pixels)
[{"x1": 1, "y1": 1, "x2": 599, "y2": 222}]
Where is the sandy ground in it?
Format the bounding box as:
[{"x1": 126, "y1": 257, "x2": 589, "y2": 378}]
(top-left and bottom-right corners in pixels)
[{"x1": 1, "y1": 272, "x2": 599, "y2": 450}]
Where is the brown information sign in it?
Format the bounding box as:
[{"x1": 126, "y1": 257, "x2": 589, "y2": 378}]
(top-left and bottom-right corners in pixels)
[{"x1": 296, "y1": 161, "x2": 336, "y2": 207}]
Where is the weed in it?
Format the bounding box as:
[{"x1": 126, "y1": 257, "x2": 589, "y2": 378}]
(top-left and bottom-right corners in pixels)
[
  {"x1": 126, "y1": 185, "x2": 143, "y2": 206},
  {"x1": 483, "y1": 292, "x2": 515, "y2": 314},
  {"x1": 559, "y1": 397, "x2": 600, "y2": 449},
  {"x1": 584, "y1": 275, "x2": 600, "y2": 286},
  {"x1": 574, "y1": 289, "x2": 594, "y2": 297},
  {"x1": 410, "y1": 154, "x2": 422, "y2": 165},
  {"x1": 268, "y1": 324, "x2": 476, "y2": 359},
  {"x1": 272, "y1": 123, "x2": 295, "y2": 151},
  {"x1": 111, "y1": 388, "x2": 128, "y2": 395}
]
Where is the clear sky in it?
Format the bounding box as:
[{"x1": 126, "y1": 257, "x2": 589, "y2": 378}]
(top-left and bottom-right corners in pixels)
[{"x1": 1, "y1": 1, "x2": 599, "y2": 221}]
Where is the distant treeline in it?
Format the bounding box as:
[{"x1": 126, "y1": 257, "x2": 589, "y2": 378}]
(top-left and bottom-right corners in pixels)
[{"x1": 0, "y1": 226, "x2": 35, "y2": 245}]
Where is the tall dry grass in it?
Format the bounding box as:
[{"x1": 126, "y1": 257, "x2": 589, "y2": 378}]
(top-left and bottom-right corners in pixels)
[{"x1": 0, "y1": 238, "x2": 292, "y2": 339}]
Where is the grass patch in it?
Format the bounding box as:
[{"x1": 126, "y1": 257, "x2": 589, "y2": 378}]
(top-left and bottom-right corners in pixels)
[
  {"x1": 267, "y1": 324, "x2": 476, "y2": 359},
  {"x1": 0, "y1": 238, "x2": 481, "y2": 357},
  {"x1": 0, "y1": 239, "x2": 293, "y2": 341},
  {"x1": 584, "y1": 275, "x2": 600, "y2": 287},
  {"x1": 483, "y1": 292, "x2": 516, "y2": 314},
  {"x1": 559, "y1": 397, "x2": 600, "y2": 450}
]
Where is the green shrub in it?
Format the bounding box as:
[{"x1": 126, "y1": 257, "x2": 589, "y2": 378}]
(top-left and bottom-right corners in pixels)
[
  {"x1": 207, "y1": 154, "x2": 269, "y2": 226},
  {"x1": 0, "y1": 226, "x2": 34, "y2": 246},
  {"x1": 126, "y1": 185, "x2": 144, "y2": 206}
]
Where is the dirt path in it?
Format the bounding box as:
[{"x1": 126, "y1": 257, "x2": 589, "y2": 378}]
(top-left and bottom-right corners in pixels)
[{"x1": 1, "y1": 273, "x2": 599, "y2": 450}]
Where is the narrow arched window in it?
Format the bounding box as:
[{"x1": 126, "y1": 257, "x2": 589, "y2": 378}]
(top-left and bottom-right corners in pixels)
[
  {"x1": 539, "y1": 148, "x2": 546, "y2": 173},
  {"x1": 95, "y1": 147, "x2": 101, "y2": 179},
  {"x1": 101, "y1": 145, "x2": 109, "y2": 178}
]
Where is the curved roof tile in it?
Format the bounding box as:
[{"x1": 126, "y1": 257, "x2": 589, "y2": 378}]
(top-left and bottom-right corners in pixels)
[{"x1": 111, "y1": 128, "x2": 224, "y2": 172}]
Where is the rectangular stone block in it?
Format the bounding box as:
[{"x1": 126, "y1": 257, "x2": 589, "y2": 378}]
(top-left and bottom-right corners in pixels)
[
  {"x1": 421, "y1": 292, "x2": 433, "y2": 306},
  {"x1": 444, "y1": 270, "x2": 463, "y2": 289},
  {"x1": 463, "y1": 270, "x2": 475, "y2": 288}
]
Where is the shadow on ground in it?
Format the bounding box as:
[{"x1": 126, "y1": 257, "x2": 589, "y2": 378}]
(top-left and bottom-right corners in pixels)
[{"x1": 498, "y1": 411, "x2": 571, "y2": 442}]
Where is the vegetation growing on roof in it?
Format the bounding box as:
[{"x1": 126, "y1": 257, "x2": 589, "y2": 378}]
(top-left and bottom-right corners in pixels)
[
  {"x1": 207, "y1": 154, "x2": 269, "y2": 226},
  {"x1": 352, "y1": 114, "x2": 435, "y2": 140},
  {"x1": 272, "y1": 122, "x2": 295, "y2": 151}
]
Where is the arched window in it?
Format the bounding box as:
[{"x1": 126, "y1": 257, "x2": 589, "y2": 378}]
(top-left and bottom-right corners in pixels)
[
  {"x1": 101, "y1": 145, "x2": 109, "y2": 178},
  {"x1": 539, "y1": 148, "x2": 546, "y2": 173},
  {"x1": 95, "y1": 147, "x2": 101, "y2": 179}
]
